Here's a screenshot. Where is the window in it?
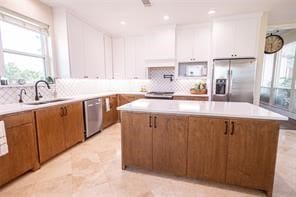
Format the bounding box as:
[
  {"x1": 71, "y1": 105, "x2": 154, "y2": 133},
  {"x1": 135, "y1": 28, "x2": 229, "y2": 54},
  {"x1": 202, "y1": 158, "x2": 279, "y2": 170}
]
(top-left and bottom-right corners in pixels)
[
  {"x1": 0, "y1": 11, "x2": 50, "y2": 84},
  {"x1": 261, "y1": 54, "x2": 275, "y2": 88},
  {"x1": 260, "y1": 29, "x2": 296, "y2": 112}
]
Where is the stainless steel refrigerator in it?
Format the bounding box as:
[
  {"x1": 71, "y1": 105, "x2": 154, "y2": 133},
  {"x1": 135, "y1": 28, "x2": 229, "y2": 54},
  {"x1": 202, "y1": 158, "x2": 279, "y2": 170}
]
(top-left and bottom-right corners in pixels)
[{"x1": 212, "y1": 58, "x2": 256, "y2": 103}]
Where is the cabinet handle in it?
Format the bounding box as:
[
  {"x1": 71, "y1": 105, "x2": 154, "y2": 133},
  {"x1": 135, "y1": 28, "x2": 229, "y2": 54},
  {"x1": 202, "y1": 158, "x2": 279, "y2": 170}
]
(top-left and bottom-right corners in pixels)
[
  {"x1": 60, "y1": 107, "x2": 64, "y2": 117},
  {"x1": 149, "y1": 116, "x2": 152, "y2": 128},
  {"x1": 64, "y1": 107, "x2": 68, "y2": 116},
  {"x1": 154, "y1": 116, "x2": 157, "y2": 128},
  {"x1": 224, "y1": 121, "x2": 228, "y2": 135},
  {"x1": 230, "y1": 121, "x2": 235, "y2": 135}
]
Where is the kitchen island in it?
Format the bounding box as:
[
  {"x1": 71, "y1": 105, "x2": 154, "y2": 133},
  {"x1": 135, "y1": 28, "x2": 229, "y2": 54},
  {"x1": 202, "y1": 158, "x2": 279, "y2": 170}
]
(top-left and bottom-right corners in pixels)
[{"x1": 117, "y1": 99, "x2": 287, "y2": 197}]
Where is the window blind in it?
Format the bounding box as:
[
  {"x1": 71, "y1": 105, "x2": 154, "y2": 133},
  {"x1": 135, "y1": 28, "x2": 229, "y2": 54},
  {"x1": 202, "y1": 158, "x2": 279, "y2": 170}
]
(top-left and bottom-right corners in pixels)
[{"x1": 0, "y1": 8, "x2": 49, "y2": 35}]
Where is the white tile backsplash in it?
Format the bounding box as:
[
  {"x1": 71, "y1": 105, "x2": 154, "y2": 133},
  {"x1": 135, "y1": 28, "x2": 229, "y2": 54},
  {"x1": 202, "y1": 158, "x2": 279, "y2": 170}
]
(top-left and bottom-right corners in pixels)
[
  {"x1": 0, "y1": 72, "x2": 207, "y2": 105},
  {"x1": 0, "y1": 85, "x2": 56, "y2": 105},
  {"x1": 148, "y1": 67, "x2": 207, "y2": 94}
]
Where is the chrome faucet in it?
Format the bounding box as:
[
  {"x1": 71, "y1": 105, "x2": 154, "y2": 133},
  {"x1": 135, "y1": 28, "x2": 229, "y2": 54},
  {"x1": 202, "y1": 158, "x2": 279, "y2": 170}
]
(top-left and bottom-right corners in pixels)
[
  {"x1": 34, "y1": 80, "x2": 50, "y2": 101},
  {"x1": 18, "y1": 89, "x2": 27, "y2": 103}
]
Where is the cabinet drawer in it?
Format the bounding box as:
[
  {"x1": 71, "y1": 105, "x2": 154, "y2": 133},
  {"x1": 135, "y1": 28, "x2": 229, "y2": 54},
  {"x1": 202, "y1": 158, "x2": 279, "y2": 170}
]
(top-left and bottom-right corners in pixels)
[{"x1": 1, "y1": 111, "x2": 33, "y2": 129}]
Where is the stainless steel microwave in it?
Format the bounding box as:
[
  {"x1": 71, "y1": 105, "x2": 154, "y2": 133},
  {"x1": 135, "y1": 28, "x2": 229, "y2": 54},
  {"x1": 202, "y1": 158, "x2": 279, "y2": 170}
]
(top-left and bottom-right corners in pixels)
[{"x1": 178, "y1": 61, "x2": 208, "y2": 77}]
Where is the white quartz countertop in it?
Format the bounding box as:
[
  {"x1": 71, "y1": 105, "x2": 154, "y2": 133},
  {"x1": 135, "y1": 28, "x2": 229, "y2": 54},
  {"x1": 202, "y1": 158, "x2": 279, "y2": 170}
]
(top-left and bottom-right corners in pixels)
[
  {"x1": 0, "y1": 92, "x2": 145, "y2": 116},
  {"x1": 117, "y1": 99, "x2": 288, "y2": 121}
]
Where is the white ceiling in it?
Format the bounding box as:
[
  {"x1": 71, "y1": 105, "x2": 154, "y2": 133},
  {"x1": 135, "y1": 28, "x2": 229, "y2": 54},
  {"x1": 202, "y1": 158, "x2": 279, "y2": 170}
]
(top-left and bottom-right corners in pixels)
[{"x1": 41, "y1": 0, "x2": 296, "y2": 36}]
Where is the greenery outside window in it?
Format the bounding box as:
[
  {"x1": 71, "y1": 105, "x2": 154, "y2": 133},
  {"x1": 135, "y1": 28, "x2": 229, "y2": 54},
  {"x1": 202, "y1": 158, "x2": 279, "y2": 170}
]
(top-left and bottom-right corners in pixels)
[{"x1": 0, "y1": 10, "x2": 50, "y2": 84}]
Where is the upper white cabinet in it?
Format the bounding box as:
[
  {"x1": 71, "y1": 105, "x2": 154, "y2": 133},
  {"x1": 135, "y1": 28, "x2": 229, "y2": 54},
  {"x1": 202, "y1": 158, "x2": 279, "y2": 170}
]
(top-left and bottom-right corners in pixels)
[
  {"x1": 83, "y1": 24, "x2": 105, "y2": 79},
  {"x1": 67, "y1": 13, "x2": 85, "y2": 78},
  {"x1": 176, "y1": 24, "x2": 211, "y2": 62},
  {"x1": 104, "y1": 35, "x2": 113, "y2": 79},
  {"x1": 125, "y1": 37, "x2": 147, "y2": 79},
  {"x1": 112, "y1": 38, "x2": 125, "y2": 79},
  {"x1": 112, "y1": 36, "x2": 147, "y2": 79},
  {"x1": 144, "y1": 26, "x2": 176, "y2": 60},
  {"x1": 212, "y1": 14, "x2": 260, "y2": 59},
  {"x1": 53, "y1": 9, "x2": 107, "y2": 79},
  {"x1": 68, "y1": 14, "x2": 106, "y2": 78}
]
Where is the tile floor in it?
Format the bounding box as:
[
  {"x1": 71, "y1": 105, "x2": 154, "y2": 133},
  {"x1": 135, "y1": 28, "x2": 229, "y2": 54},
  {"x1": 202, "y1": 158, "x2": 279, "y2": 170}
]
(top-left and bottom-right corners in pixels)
[{"x1": 0, "y1": 123, "x2": 295, "y2": 197}]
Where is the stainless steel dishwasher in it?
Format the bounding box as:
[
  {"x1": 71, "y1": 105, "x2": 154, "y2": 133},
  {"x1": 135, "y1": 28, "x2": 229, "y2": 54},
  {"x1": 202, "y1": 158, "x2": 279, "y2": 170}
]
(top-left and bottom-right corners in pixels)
[{"x1": 84, "y1": 98, "x2": 103, "y2": 138}]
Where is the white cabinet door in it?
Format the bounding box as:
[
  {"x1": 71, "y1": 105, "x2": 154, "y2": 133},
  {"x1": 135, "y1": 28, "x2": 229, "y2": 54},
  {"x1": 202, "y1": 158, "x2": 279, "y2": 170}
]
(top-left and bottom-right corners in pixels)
[
  {"x1": 112, "y1": 38, "x2": 125, "y2": 79},
  {"x1": 145, "y1": 27, "x2": 176, "y2": 60},
  {"x1": 96, "y1": 31, "x2": 106, "y2": 79},
  {"x1": 234, "y1": 18, "x2": 259, "y2": 58},
  {"x1": 212, "y1": 20, "x2": 236, "y2": 59},
  {"x1": 83, "y1": 24, "x2": 105, "y2": 79},
  {"x1": 134, "y1": 37, "x2": 147, "y2": 79},
  {"x1": 193, "y1": 25, "x2": 211, "y2": 61},
  {"x1": 125, "y1": 37, "x2": 136, "y2": 79},
  {"x1": 176, "y1": 28, "x2": 194, "y2": 62},
  {"x1": 67, "y1": 13, "x2": 85, "y2": 78},
  {"x1": 104, "y1": 35, "x2": 113, "y2": 79}
]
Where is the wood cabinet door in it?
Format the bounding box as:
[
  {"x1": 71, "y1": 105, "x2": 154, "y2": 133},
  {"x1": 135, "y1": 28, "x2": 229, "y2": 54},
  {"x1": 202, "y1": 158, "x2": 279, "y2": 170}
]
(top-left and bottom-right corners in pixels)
[
  {"x1": 153, "y1": 114, "x2": 188, "y2": 176},
  {"x1": 63, "y1": 102, "x2": 84, "y2": 149},
  {"x1": 36, "y1": 107, "x2": 65, "y2": 163},
  {"x1": 226, "y1": 119, "x2": 279, "y2": 192},
  {"x1": 121, "y1": 112, "x2": 152, "y2": 170},
  {"x1": 0, "y1": 123, "x2": 36, "y2": 186},
  {"x1": 119, "y1": 94, "x2": 144, "y2": 106},
  {"x1": 110, "y1": 95, "x2": 118, "y2": 123},
  {"x1": 173, "y1": 96, "x2": 209, "y2": 101},
  {"x1": 103, "y1": 96, "x2": 118, "y2": 128},
  {"x1": 187, "y1": 117, "x2": 229, "y2": 182}
]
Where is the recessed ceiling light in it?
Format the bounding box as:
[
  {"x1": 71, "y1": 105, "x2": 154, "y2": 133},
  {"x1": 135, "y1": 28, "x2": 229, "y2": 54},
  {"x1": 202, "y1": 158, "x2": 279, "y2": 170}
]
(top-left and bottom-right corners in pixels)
[
  {"x1": 163, "y1": 15, "x2": 170, "y2": 21},
  {"x1": 120, "y1": 21, "x2": 126, "y2": 25},
  {"x1": 208, "y1": 10, "x2": 216, "y2": 15}
]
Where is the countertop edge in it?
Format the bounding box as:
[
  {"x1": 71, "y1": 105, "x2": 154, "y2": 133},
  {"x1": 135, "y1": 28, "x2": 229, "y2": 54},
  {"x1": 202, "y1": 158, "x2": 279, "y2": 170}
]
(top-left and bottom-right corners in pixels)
[{"x1": 117, "y1": 108, "x2": 288, "y2": 121}]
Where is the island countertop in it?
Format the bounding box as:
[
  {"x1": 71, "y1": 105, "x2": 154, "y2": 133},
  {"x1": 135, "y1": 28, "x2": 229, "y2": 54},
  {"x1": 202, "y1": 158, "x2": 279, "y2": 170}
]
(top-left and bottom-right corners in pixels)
[{"x1": 117, "y1": 99, "x2": 288, "y2": 121}]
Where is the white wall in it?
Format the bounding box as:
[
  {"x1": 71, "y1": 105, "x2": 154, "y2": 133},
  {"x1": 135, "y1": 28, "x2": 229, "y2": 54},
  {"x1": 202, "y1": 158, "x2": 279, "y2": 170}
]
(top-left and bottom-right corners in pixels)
[{"x1": 254, "y1": 12, "x2": 268, "y2": 105}]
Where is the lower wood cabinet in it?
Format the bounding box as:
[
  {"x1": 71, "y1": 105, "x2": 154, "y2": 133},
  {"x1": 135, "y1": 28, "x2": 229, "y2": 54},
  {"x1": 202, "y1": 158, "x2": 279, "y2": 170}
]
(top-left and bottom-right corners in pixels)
[
  {"x1": 226, "y1": 119, "x2": 279, "y2": 195},
  {"x1": 153, "y1": 114, "x2": 188, "y2": 176},
  {"x1": 0, "y1": 112, "x2": 39, "y2": 186},
  {"x1": 36, "y1": 102, "x2": 84, "y2": 163},
  {"x1": 173, "y1": 95, "x2": 208, "y2": 101},
  {"x1": 121, "y1": 112, "x2": 188, "y2": 175},
  {"x1": 188, "y1": 117, "x2": 228, "y2": 182},
  {"x1": 121, "y1": 112, "x2": 153, "y2": 170},
  {"x1": 121, "y1": 113, "x2": 279, "y2": 196},
  {"x1": 118, "y1": 94, "x2": 145, "y2": 106},
  {"x1": 188, "y1": 117, "x2": 279, "y2": 196},
  {"x1": 102, "y1": 95, "x2": 118, "y2": 128},
  {"x1": 118, "y1": 94, "x2": 145, "y2": 121},
  {"x1": 63, "y1": 103, "x2": 85, "y2": 149}
]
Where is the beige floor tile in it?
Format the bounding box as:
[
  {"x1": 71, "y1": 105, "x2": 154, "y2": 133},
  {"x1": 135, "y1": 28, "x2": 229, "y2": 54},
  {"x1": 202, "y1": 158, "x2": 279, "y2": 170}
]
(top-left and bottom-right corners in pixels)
[{"x1": 0, "y1": 123, "x2": 295, "y2": 197}]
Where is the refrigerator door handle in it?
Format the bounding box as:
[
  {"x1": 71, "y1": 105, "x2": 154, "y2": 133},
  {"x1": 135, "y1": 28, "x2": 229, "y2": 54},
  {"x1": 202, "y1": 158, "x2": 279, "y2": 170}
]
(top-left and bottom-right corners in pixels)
[{"x1": 229, "y1": 69, "x2": 233, "y2": 96}]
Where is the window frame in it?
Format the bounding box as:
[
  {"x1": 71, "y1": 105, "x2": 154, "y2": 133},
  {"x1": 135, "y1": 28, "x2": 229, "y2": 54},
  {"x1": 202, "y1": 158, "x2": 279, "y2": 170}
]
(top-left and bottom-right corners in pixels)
[
  {"x1": 0, "y1": 10, "x2": 51, "y2": 84},
  {"x1": 260, "y1": 38, "x2": 296, "y2": 113}
]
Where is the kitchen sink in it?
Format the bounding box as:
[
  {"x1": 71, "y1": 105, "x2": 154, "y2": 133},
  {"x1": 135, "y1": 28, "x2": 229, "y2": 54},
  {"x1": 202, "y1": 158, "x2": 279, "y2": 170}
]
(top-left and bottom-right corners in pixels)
[{"x1": 24, "y1": 98, "x2": 72, "y2": 105}]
